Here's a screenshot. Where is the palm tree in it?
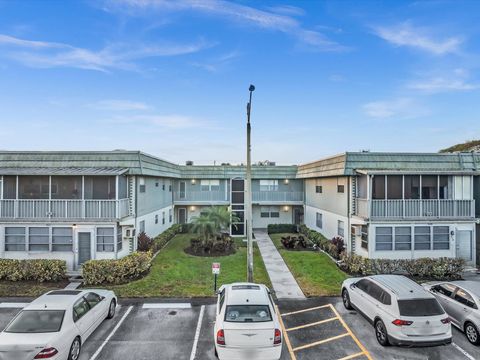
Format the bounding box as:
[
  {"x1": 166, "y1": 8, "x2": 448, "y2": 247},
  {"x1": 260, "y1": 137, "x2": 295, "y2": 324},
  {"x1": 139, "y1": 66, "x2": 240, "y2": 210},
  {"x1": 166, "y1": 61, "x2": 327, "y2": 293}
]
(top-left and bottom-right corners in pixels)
[
  {"x1": 191, "y1": 215, "x2": 216, "y2": 244},
  {"x1": 205, "y1": 206, "x2": 240, "y2": 232}
]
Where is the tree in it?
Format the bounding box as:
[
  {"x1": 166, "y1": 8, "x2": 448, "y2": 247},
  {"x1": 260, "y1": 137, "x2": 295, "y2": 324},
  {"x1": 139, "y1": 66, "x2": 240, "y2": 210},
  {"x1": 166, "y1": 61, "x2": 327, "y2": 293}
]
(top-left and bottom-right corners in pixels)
[
  {"x1": 191, "y1": 215, "x2": 216, "y2": 244},
  {"x1": 205, "y1": 206, "x2": 240, "y2": 233}
]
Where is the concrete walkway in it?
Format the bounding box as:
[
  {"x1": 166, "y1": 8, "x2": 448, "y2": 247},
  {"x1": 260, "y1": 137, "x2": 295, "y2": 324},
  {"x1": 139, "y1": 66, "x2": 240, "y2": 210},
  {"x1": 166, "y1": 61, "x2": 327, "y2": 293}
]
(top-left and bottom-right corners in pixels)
[{"x1": 254, "y1": 229, "x2": 305, "y2": 299}]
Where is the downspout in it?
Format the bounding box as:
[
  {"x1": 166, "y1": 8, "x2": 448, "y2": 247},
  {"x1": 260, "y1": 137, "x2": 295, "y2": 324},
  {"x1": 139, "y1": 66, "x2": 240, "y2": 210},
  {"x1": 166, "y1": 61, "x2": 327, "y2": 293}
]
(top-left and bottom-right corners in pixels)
[{"x1": 347, "y1": 175, "x2": 351, "y2": 254}]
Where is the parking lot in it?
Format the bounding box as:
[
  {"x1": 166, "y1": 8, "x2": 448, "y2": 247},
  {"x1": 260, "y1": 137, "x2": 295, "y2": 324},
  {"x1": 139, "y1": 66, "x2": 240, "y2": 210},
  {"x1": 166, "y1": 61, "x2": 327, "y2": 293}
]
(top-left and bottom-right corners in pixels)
[{"x1": 1, "y1": 298, "x2": 480, "y2": 360}]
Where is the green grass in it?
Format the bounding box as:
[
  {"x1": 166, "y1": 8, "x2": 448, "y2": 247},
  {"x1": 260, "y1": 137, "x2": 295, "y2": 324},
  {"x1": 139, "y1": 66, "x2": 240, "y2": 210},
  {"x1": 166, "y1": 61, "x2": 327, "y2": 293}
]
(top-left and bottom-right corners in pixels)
[
  {"x1": 269, "y1": 233, "x2": 348, "y2": 296},
  {"x1": 109, "y1": 234, "x2": 271, "y2": 297},
  {"x1": 0, "y1": 280, "x2": 69, "y2": 297}
]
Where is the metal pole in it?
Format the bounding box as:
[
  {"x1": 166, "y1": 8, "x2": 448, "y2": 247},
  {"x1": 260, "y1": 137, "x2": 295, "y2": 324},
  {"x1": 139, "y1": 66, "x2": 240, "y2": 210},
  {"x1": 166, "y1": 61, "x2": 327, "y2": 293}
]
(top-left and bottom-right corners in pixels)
[{"x1": 246, "y1": 84, "x2": 255, "y2": 283}]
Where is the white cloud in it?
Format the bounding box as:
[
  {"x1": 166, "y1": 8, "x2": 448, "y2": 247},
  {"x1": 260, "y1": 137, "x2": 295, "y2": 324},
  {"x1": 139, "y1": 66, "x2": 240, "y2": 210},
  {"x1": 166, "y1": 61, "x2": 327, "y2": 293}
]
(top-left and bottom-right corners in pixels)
[
  {"x1": 373, "y1": 22, "x2": 462, "y2": 55},
  {"x1": 88, "y1": 99, "x2": 151, "y2": 111},
  {"x1": 105, "y1": 0, "x2": 346, "y2": 51},
  {"x1": 363, "y1": 98, "x2": 428, "y2": 119},
  {"x1": 408, "y1": 68, "x2": 479, "y2": 93},
  {"x1": 0, "y1": 34, "x2": 212, "y2": 71}
]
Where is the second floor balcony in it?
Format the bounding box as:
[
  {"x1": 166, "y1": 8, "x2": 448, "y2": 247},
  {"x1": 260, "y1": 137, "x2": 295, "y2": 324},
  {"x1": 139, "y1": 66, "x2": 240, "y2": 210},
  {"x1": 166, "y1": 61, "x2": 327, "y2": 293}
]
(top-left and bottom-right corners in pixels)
[
  {"x1": 356, "y1": 198, "x2": 475, "y2": 220},
  {"x1": 252, "y1": 191, "x2": 303, "y2": 204},
  {"x1": 0, "y1": 198, "x2": 131, "y2": 221},
  {"x1": 174, "y1": 191, "x2": 229, "y2": 204}
]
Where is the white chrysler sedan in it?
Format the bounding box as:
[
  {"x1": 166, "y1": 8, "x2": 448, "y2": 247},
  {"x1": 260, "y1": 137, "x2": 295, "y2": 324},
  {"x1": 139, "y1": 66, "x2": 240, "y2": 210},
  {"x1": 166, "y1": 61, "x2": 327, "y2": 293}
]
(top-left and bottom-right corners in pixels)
[
  {"x1": 0, "y1": 289, "x2": 117, "y2": 360},
  {"x1": 214, "y1": 283, "x2": 282, "y2": 360}
]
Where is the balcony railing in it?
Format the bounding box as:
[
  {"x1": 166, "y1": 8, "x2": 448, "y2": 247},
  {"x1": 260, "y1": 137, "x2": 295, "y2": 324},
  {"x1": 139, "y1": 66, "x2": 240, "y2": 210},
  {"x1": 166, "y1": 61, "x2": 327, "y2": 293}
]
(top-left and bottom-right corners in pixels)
[
  {"x1": 252, "y1": 191, "x2": 303, "y2": 203},
  {"x1": 0, "y1": 198, "x2": 131, "y2": 220},
  {"x1": 174, "y1": 191, "x2": 229, "y2": 203},
  {"x1": 355, "y1": 198, "x2": 475, "y2": 219}
]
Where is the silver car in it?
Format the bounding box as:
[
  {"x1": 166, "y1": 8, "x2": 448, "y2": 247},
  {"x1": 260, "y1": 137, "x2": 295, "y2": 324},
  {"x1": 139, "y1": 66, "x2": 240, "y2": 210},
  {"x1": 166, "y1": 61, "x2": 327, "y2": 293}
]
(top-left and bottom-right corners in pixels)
[{"x1": 423, "y1": 281, "x2": 480, "y2": 345}]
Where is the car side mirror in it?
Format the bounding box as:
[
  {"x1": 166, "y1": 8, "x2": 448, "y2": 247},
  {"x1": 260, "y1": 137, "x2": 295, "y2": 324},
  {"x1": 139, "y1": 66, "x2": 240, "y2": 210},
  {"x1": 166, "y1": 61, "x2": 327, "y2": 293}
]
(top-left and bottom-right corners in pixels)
[
  {"x1": 350, "y1": 283, "x2": 356, "y2": 289},
  {"x1": 430, "y1": 287, "x2": 437, "y2": 293}
]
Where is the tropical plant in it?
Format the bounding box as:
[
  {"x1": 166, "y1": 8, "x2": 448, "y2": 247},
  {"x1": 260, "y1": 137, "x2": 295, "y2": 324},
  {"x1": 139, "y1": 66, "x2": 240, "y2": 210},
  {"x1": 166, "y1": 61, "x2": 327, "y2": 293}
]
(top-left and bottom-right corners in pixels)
[{"x1": 191, "y1": 214, "x2": 217, "y2": 243}]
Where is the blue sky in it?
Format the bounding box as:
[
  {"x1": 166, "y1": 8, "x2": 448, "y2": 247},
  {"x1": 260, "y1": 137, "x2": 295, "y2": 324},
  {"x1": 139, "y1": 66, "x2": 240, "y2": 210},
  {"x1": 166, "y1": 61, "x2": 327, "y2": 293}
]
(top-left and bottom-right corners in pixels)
[{"x1": 0, "y1": 0, "x2": 479, "y2": 165}]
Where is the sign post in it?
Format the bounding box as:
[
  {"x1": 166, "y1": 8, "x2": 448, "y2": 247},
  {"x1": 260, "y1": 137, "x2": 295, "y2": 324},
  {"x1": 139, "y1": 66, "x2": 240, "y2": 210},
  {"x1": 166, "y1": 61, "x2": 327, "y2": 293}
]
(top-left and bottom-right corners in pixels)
[{"x1": 212, "y1": 262, "x2": 221, "y2": 293}]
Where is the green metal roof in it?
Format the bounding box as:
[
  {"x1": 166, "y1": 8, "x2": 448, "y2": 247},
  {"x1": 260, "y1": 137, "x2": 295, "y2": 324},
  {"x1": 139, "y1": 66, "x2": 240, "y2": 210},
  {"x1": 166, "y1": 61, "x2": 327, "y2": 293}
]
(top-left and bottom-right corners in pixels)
[
  {"x1": 297, "y1": 152, "x2": 480, "y2": 178},
  {"x1": 179, "y1": 165, "x2": 298, "y2": 179}
]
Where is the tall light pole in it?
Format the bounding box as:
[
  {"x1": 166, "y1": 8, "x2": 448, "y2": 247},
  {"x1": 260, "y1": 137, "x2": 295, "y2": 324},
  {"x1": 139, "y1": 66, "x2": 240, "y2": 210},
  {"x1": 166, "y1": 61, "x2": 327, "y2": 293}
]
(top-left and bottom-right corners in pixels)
[{"x1": 246, "y1": 84, "x2": 255, "y2": 283}]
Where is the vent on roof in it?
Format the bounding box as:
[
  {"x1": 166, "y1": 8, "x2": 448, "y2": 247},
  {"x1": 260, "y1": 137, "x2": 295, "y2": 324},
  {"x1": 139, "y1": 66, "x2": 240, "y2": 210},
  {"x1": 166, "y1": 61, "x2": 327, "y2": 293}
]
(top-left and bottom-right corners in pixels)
[
  {"x1": 186, "y1": 160, "x2": 194, "y2": 166},
  {"x1": 232, "y1": 285, "x2": 260, "y2": 290},
  {"x1": 47, "y1": 290, "x2": 82, "y2": 296}
]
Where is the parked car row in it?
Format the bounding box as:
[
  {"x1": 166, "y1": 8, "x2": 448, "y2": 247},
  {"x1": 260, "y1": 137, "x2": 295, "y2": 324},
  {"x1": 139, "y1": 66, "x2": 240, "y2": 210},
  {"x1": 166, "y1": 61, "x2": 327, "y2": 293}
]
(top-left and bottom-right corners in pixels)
[{"x1": 341, "y1": 274, "x2": 480, "y2": 347}]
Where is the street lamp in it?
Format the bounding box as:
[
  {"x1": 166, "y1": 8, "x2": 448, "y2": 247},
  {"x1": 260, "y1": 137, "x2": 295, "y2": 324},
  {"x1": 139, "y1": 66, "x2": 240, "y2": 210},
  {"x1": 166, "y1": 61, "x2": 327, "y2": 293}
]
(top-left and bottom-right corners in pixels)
[{"x1": 246, "y1": 84, "x2": 255, "y2": 283}]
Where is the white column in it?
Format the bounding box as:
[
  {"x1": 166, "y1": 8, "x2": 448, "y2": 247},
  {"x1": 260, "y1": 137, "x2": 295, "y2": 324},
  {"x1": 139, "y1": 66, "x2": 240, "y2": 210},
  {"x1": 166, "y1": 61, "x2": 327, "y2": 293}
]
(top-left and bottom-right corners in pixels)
[
  {"x1": 367, "y1": 175, "x2": 371, "y2": 218},
  {"x1": 81, "y1": 176, "x2": 85, "y2": 218},
  {"x1": 15, "y1": 175, "x2": 19, "y2": 218},
  {"x1": 115, "y1": 175, "x2": 119, "y2": 218},
  {"x1": 402, "y1": 175, "x2": 405, "y2": 218}
]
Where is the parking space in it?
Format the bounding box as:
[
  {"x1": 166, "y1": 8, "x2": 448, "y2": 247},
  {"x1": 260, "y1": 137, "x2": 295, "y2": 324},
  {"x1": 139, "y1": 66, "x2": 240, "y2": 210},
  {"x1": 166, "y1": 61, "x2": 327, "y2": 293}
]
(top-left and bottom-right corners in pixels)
[{"x1": 278, "y1": 303, "x2": 371, "y2": 360}]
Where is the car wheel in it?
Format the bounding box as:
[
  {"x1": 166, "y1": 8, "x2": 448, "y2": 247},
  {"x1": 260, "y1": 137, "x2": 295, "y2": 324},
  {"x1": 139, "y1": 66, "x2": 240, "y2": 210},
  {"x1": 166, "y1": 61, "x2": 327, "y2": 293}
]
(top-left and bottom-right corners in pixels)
[
  {"x1": 342, "y1": 289, "x2": 353, "y2": 310},
  {"x1": 374, "y1": 319, "x2": 390, "y2": 346},
  {"x1": 68, "y1": 337, "x2": 81, "y2": 360},
  {"x1": 107, "y1": 299, "x2": 116, "y2": 319},
  {"x1": 465, "y1": 322, "x2": 480, "y2": 345}
]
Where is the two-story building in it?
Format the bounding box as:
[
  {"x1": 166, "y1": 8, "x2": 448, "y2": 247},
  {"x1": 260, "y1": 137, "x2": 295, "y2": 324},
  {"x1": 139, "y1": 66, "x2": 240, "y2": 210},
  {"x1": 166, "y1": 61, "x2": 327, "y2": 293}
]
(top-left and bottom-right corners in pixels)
[{"x1": 298, "y1": 152, "x2": 479, "y2": 267}]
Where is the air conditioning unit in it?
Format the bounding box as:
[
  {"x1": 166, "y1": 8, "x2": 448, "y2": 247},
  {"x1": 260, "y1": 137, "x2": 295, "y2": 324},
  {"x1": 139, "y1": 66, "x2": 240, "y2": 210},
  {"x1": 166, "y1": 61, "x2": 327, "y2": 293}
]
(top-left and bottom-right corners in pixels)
[
  {"x1": 351, "y1": 226, "x2": 362, "y2": 236},
  {"x1": 124, "y1": 228, "x2": 136, "y2": 239}
]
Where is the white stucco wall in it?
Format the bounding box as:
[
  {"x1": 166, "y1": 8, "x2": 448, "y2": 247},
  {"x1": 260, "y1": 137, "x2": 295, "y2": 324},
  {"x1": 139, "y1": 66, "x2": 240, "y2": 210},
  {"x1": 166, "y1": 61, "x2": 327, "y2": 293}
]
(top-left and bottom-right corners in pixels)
[
  {"x1": 252, "y1": 205, "x2": 293, "y2": 229},
  {"x1": 304, "y1": 205, "x2": 349, "y2": 241},
  {"x1": 135, "y1": 204, "x2": 174, "y2": 238}
]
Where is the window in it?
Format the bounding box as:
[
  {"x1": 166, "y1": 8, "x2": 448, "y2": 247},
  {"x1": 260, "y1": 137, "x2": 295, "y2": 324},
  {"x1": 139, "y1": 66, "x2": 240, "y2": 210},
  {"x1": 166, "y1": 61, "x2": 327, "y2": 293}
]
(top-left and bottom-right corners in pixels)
[
  {"x1": 387, "y1": 175, "x2": 402, "y2": 199},
  {"x1": 218, "y1": 289, "x2": 226, "y2": 312},
  {"x1": 85, "y1": 292, "x2": 102, "y2": 309},
  {"x1": 139, "y1": 220, "x2": 145, "y2": 233},
  {"x1": 433, "y1": 283, "x2": 456, "y2": 297},
  {"x1": 169, "y1": 184, "x2": 172, "y2": 192},
  {"x1": 52, "y1": 227, "x2": 73, "y2": 252},
  {"x1": 397, "y1": 299, "x2": 444, "y2": 316},
  {"x1": 5, "y1": 227, "x2": 26, "y2": 251},
  {"x1": 169, "y1": 209, "x2": 173, "y2": 222},
  {"x1": 84, "y1": 176, "x2": 116, "y2": 199},
  {"x1": 162, "y1": 183, "x2": 166, "y2": 191},
  {"x1": 338, "y1": 220, "x2": 345, "y2": 237},
  {"x1": 361, "y1": 225, "x2": 368, "y2": 250},
  {"x1": 225, "y1": 305, "x2": 272, "y2": 323},
  {"x1": 337, "y1": 185, "x2": 345, "y2": 193},
  {"x1": 260, "y1": 206, "x2": 278, "y2": 218},
  {"x1": 96, "y1": 227, "x2": 114, "y2": 252},
  {"x1": 139, "y1": 177, "x2": 145, "y2": 193},
  {"x1": 433, "y1": 226, "x2": 449, "y2": 250},
  {"x1": 117, "y1": 226, "x2": 122, "y2": 251},
  {"x1": 2, "y1": 175, "x2": 16, "y2": 199},
  {"x1": 368, "y1": 282, "x2": 391, "y2": 305},
  {"x1": 375, "y1": 227, "x2": 393, "y2": 251},
  {"x1": 372, "y1": 175, "x2": 385, "y2": 199},
  {"x1": 422, "y1": 175, "x2": 438, "y2": 200},
  {"x1": 51, "y1": 176, "x2": 82, "y2": 199},
  {"x1": 355, "y1": 279, "x2": 372, "y2": 293},
  {"x1": 315, "y1": 185, "x2": 323, "y2": 193},
  {"x1": 316, "y1": 213, "x2": 323, "y2": 229},
  {"x1": 454, "y1": 288, "x2": 477, "y2": 309},
  {"x1": 270, "y1": 211, "x2": 280, "y2": 218},
  {"x1": 162, "y1": 211, "x2": 166, "y2": 224},
  {"x1": 200, "y1": 180, "x2": 220, "y2": 191},
  {"x1": 73, "y1": 299, "x2": 90, "y2": 322},
  {"x1": 28, "y1": 227, "x2": 49, "y2": 252},
  {"x1": 155, "y1": 181, "x2": 159, "y2": 187},
  {"x1": 439, "y1": 176, "x2": 450, "y2": 199},
  {"x1": 259, "y1": 180, "x2": 278, "y2": 191},
  {"x1": 414, "y1": 226, "x2": 431, "y2": 250},
  {"x1": 394, "y1": 227, "x2": 411, "y2": 250},
  {"x1": 5, "y1": 310, "x2": 65, "y2": 333},
  {"x1": 18, "y1": 176, "x2": 49, "y2": 199},
  {"x1": 155, "y1": 214, "x2": 158, "y2": 224}
]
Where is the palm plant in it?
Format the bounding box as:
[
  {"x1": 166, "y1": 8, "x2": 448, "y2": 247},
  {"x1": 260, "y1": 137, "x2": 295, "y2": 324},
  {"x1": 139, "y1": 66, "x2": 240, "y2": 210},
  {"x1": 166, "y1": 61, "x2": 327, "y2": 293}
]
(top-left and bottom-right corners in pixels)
[
  {"x1": 191, "y1": 215, "x2": 216, "y2": 244},
  {"x1": 205, "y1": 206, "x2": 240, "y2": 232}
]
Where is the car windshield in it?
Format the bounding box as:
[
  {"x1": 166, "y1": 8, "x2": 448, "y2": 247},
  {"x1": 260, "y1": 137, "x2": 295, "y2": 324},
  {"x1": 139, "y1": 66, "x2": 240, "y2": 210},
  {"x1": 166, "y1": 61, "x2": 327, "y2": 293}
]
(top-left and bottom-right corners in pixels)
[
  {"x1": 225, "y1": 305, "x2": 272, "y2": 323},
  {"x1": 397, "y1": 299, "x2": 444, "y2": 317},
  {"x1": 5, "y1": 310, "x2": 65, "y2": 333}
]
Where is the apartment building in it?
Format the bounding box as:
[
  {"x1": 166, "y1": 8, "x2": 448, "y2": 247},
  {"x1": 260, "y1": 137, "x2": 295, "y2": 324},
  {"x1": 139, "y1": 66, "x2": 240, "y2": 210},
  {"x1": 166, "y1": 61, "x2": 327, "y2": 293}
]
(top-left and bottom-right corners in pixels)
[{"x1": 298, "y1": 152, "x2": 480, "y2": 267}]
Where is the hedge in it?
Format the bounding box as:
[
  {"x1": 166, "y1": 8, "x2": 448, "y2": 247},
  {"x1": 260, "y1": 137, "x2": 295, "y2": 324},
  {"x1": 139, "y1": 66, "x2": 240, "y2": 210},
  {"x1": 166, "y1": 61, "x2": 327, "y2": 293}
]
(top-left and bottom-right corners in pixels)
[
  {"x1": 82, "y1": 252, "x2": 152, "y2": 285},
  {"x1": 82, "y1": 224, "x2": 182, "y2": 285},
  {"x1": 340, "y1": 253, "x2": 465, "y2": 280},
  {"x1": 267, "y1": 224, "x2": 298, "y2": 234},
  {"x1": 298, "y1": 224, "x2": 341, "y2": 259},
  {"x1": 0, "y1": 259, "x2": 67, "y2": 282}
]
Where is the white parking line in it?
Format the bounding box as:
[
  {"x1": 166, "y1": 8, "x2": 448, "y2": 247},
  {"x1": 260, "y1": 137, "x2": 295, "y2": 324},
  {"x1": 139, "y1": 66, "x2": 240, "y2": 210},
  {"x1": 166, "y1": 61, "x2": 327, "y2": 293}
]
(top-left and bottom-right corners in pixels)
[
  {"x1": 452, "y1": 342, "x2": 476, "y2": 360},
  {"x1": 0, "y1": 302, "x2": 29, "y2": 308},
  {"x1": 142, "y1": 303, "x2": 191, "y2": 309},
  {"x1": 90, "y1": 305, "x2": 133, "y2": 360},
  {"x1": 189, "y1": 305, "x2": 205, "y2": 360}
]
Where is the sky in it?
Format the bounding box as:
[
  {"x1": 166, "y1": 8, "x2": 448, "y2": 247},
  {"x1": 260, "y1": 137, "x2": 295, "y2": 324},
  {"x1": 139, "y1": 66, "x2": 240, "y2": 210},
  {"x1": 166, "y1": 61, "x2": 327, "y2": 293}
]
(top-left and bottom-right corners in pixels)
[{"x1": 0, "y1": 0, "x2": 479, "y2": 165}]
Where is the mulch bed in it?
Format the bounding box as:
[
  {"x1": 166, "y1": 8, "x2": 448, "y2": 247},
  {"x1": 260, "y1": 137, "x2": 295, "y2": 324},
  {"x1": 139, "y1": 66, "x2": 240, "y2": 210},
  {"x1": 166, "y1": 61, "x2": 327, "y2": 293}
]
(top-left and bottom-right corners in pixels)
[{"x1": 184, "y1": 246, "x2": 236, "y2": 257}]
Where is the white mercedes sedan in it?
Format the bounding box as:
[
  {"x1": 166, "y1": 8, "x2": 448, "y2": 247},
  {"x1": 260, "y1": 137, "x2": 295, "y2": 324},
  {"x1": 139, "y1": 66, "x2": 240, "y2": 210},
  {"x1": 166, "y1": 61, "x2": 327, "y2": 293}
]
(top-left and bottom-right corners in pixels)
[
  {"x1": 214, "y1": 283, "x2": 282, "y2": 360},
  {"x1": 0, "y1": 289, "x2": 117, "y2": 360}
]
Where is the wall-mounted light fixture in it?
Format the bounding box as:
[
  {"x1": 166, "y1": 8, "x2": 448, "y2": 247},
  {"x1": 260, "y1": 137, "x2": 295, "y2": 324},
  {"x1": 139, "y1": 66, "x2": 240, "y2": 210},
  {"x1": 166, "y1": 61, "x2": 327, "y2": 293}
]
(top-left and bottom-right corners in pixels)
[
  {"x1": 283, "y1": 206, "x2": 289, "y2": 212},
  {"x1": 191, "y1": 179, "x2": 196, "y2": 185},
  {"x1": 284, "y1": 179, "x2": 289, "y2": 185},
  {"x1": 72, "y1": 224, "x2": 77, "y2": 229},
  {"x1": 190, "y1": 206, "x2": 196, "y2": 211}
]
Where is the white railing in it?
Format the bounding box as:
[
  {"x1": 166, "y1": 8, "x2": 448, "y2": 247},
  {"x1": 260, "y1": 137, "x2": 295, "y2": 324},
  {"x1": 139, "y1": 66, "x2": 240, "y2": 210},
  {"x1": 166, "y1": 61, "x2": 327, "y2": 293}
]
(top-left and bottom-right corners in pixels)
[
  {"x1": 0, "y1": 199, "x2": 131, "y2": 220},
  {"x1": 252, "y1": 191, "x2": 304, "y2": 202},
  {"x1": 174, "y1": 191, "x2": 229, "y2": 202},
  {"x1": 355, "y1": 198, "x2": 475, "y2": 219}
]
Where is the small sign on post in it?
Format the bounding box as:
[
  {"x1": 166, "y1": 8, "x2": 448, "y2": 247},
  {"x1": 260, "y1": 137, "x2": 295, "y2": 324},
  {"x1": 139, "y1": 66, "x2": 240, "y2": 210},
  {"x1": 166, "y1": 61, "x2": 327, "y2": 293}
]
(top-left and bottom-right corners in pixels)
[{"x1": 212, "y1": 262, "x2": 221, "y2": 293}]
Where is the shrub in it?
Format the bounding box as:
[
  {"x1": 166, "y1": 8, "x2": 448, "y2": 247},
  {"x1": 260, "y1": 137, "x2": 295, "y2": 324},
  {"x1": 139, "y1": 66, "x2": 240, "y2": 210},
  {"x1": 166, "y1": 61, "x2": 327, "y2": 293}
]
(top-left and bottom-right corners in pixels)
[
  {"x1": 0, "y1": 259, "x2": 67, "y2": 282},
  {"x1": 280, "y1": 235, "x2": 309, "y2": 249},
  {"x1": 267, "y1": 224, "x2": 298, "y2": 234},
  {"x1": 151, "y1": 224, "x2": 182, "y2": 253},
  {"x1": 340, "y1": 254, "x2": 465, "y2": 280},
  {"x1": 330, "y1": 236, "x2": 345, "y2": 259},
  {"x1": 82, "y1": 252, "x2": 152, "y2": 285},
  {"x1": 137, "y1": 232, "x2": 153, "y2": 252}
]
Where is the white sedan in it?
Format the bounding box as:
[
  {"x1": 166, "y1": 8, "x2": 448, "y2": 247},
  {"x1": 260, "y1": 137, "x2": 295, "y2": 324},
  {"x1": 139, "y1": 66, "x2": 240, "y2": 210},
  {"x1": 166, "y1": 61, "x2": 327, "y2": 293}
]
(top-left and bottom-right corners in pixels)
[
  {"x1": 0, "y1": 289, "x2": 117, "y2": 360},
  {"x1": 214, "y1": 283, "x2": 282, "y2": 360}
]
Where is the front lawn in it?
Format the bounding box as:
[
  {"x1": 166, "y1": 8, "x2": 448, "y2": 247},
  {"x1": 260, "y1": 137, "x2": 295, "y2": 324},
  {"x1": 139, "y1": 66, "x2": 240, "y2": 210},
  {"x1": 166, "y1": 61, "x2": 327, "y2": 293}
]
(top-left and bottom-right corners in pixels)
[
  {"x1": 270, "y1": 233, "x2": 348, "y2": 296},
  {"x1": 110, "y1": 234, "x2": 271, "y2": 297}
]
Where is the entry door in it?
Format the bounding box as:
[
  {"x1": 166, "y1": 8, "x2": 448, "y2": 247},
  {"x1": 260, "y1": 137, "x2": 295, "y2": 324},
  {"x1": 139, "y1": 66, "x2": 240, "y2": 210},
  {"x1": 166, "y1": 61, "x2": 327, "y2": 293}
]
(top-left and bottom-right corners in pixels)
[
  {"x1": 293, "y1": 208, "x2": 303, "y2": 225},
  {"x1": 78, "y1": 232, "x2": 92, "y2": 266},
  {"x1": 456, "y1": 230, "x2": 473, "y2": 265},
  {"x1": 178, "y1": 208, "x2": 187, "y2": 224}
]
